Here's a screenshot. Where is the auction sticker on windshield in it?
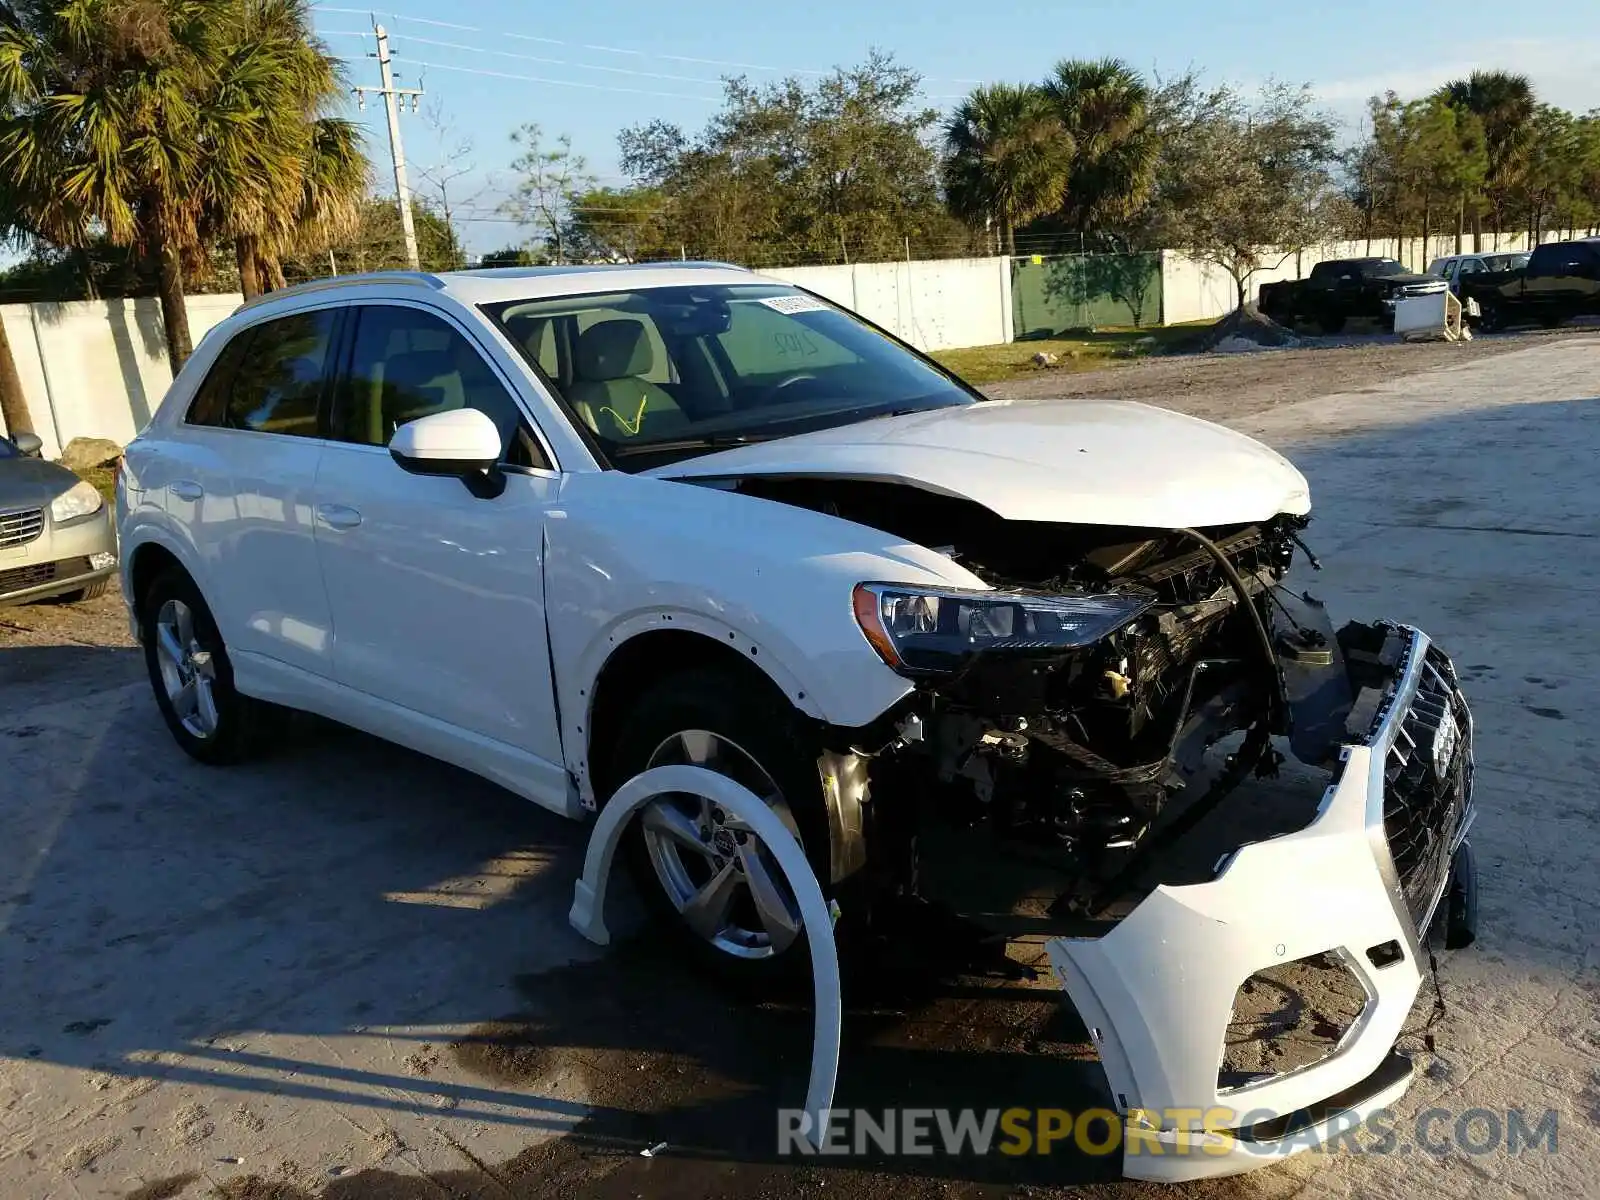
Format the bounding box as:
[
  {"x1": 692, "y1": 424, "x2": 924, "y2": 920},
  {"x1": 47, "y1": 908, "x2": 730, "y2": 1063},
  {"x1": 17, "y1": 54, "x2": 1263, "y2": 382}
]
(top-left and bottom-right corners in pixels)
[{"x1": 760, "y1": 294, "x2": 831, "y2": 314}]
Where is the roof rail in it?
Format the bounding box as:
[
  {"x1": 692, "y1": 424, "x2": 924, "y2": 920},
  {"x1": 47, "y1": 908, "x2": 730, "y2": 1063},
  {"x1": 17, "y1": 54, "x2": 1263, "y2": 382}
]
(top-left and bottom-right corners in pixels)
[{"x1": 234, "y1": 270, "x2": 447, "y2": 311}]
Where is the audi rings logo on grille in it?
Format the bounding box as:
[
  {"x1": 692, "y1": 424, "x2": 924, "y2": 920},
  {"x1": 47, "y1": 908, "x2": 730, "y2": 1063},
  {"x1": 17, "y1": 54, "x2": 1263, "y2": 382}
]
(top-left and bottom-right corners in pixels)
[{"x1": 1432, "y1": 708, "x2": 1461, "y2": 781}]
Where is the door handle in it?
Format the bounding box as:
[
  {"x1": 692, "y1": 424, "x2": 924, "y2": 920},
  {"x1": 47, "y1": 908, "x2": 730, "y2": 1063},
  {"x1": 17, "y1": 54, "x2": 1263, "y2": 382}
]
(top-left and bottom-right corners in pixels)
[
  {"x1": 169, "y1": 480, "x2": 203, "y2": 502},
  {"x1": 315, "y1": 503, "x2": 363, "y2": 531}
]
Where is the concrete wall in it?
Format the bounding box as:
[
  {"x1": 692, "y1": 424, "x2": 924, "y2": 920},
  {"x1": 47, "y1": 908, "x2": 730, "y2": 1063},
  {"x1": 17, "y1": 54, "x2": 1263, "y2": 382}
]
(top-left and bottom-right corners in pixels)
[
  {"x1": 767, "y1": 256, "x2": 1013, "y2": 351},
  {"x1": 0, "y1": 294, "x2": 241, "y2": 458},
  {"x1": 1160, "y1": 230, "x2": 1593, "y2": 325}
]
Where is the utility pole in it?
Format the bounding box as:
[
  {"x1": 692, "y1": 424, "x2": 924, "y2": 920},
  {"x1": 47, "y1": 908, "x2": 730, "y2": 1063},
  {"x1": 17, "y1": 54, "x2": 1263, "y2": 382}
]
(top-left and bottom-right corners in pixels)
[{"x1": 353, "y1": 23, "x2": 424, "y2": 270}]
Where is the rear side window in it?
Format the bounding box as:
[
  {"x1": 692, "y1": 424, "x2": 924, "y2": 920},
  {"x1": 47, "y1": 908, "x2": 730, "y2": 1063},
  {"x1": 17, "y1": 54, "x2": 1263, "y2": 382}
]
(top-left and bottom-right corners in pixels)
[
  {"x1": 185, "y1": 333, "x2": 252, "y2": 427},
  {"x1": 1528, "y1": 243, "x2": 1595, "y2": 277},
  {"x1": 223, "y1": 310, "x2": 339, "y2": 436},
  {"x1": 334, "y1": 305, "x2": 548, "y2": 468}
]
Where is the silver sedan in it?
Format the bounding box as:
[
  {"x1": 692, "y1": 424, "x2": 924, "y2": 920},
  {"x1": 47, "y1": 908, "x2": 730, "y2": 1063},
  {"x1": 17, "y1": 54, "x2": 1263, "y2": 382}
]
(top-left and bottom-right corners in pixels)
[{"x1": 0, "y1": 431, "x2": 117, "y2": 606}]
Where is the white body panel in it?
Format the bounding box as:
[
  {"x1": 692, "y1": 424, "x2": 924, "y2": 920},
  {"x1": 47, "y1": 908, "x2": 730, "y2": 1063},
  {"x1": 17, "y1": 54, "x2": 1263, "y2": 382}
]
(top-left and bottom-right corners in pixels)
[
  {"x1": 544, "y1": 469, "x2": 985, "y2": 802},
  {"x1": 648, "y1": 399, "x2": 1313, "y2": 528},
  {"x1": 1049, "y1": 626, "x2": 1466, "y2": 1181},
  {"x1": 311, "y1": 442, "x2": 567, "y2": 767}
]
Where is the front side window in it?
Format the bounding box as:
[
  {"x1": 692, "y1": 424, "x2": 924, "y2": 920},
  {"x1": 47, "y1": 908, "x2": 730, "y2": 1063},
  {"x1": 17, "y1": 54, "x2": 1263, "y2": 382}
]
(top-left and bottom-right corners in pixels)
[
  {"x1": 484, "y1": 284, "x2": 975, "y2": 471},
  {"x1": 334, "y1": 305, "x2": 548, "y2": 468},
  {"x1": 225, "y1": 309, "x2": 338, "y2": 436}
]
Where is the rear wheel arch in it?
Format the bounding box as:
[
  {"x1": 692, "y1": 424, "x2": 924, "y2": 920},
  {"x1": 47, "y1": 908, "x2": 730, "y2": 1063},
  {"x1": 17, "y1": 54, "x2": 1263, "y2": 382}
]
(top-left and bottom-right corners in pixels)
[{"x1": 128, "y1": 541, "x2": 187, "y2": 626}]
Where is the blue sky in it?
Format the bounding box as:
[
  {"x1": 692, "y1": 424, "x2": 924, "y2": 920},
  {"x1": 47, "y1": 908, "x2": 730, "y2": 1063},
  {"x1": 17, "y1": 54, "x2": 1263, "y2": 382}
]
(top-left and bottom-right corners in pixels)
[{"x1": 311, "y1": 0, "x2": 1600, "y2": 255}]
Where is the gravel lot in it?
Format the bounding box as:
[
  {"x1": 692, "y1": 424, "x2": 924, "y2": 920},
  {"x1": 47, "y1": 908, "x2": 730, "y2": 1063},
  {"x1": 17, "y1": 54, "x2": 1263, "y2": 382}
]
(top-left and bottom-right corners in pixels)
[{"x1": 2, "y1": 331, "x2": 1598, "y2": 1199}]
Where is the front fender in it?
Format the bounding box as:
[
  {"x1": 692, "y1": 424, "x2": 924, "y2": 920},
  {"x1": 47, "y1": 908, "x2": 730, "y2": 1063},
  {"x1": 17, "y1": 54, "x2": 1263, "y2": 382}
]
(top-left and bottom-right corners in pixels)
[{"x1": 544, "y1": 471, "x2": 980, "y2": 804}]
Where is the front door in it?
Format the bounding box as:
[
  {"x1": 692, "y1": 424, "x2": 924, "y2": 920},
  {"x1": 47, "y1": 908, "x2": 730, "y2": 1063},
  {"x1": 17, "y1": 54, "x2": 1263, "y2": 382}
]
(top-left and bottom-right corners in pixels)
[{"x1": 310, "y1": 302, "x2": 565, "y2": 770}]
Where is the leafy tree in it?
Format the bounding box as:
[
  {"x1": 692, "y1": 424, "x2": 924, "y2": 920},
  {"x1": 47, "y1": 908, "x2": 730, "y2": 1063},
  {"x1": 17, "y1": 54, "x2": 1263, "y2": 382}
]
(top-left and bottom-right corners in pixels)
[
  {"x1": 1442, "y1": 71, "x2": 1535, "y2": 249},
  {"x1": 942, "y1": 83, "x2": 1071, "y2": 254},
  {"x1": 617, "y1": 53, "x2": 952, "y2": 266},
  {"x1": 1149, "y1": 82, "x2": 1338, "y2": 307},
  {"x1": 1517, "y1": 105, "x2": 1583, "y2": 243},
  {"x1": 564, "y1": 186, "x2": 673, "y2": 262},
  {"x1": 1043, "y1": 58, "x2": 1159, "y2": 235},
  {"x1": 279, "y1": 196, "x2": 462, "y2": 279},
  {"x1": 501, "y1": 123, "x2": 594, "y2": 265}
]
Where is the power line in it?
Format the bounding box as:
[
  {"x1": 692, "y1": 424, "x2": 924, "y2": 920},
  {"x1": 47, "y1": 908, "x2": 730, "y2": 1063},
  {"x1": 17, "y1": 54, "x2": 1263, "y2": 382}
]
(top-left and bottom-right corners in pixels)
[
  {"x1": 311, "y1": 4, "x2": 983, "y2": 87},
  {"x1": 394, "y1": 58, "x2": 722, "y2": 102},
  {"x1": 396, "y1": 34, "x2": 727, "y2": 87}
]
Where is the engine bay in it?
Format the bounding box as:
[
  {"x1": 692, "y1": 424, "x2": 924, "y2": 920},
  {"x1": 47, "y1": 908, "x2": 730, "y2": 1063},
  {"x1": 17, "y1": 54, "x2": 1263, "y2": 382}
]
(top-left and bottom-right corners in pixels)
[{"x1": 732, "y1": 476, "x2": 1356, "y2": 922}]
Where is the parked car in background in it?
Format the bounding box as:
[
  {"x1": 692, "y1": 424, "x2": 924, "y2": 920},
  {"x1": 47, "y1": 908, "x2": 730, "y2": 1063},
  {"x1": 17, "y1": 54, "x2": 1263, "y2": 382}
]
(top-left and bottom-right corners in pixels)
[
  {"x1": 0, "y1": 430, "x2": 117, "y2": 606},
  {"x1": 119, "y1": 264, "x2": 1478, "y2": 1181},
  {"x1": 1455, "y1": 239, "x2": 1600, "y2": 331},
  {"x1": 1257, "y1": 257, "x2": 1448, "y2": 333},
  {"x1": 1427, "y1": 251, "x2": 1530, "y2": 295}
]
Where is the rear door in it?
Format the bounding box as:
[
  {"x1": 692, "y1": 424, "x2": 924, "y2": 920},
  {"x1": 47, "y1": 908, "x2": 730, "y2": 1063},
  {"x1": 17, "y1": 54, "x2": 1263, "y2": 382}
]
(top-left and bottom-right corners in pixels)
[
  {"x1": 1523, "y1": 243, "x2": 1594, "y2": 313},
  {"x1": 310, "y1": 301, "x2": 566, "y2": 768},
  {"x1": 176, "y1": 307, "x2": 341, "y2": 678}
]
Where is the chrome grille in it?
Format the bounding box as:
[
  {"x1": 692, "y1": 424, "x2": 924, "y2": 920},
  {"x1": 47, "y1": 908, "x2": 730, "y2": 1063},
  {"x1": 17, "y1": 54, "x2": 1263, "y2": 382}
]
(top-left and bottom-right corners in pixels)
[
  {"x1": 1383, "y1": 645, "x2": 1472, "y2": 928},
  {"x1": 0, "y1": 507, "x2": 44, "y2": 548}
]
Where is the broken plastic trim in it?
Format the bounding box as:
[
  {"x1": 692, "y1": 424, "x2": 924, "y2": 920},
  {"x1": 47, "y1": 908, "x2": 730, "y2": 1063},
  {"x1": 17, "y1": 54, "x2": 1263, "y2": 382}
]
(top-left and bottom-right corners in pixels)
[{"x1": 569, "y1": 764, "x2": 842, "y2": 1147}]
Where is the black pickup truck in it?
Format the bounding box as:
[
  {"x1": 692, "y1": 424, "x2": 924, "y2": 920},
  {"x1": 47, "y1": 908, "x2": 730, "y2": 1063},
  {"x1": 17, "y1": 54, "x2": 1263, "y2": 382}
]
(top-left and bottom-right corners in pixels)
[
  {"x1": 1258, "y1": 258, "x2": 1448, "y2": 333},
  {"x1": 1457, "y1": 239, "x2": 1600, "y2": 331}
]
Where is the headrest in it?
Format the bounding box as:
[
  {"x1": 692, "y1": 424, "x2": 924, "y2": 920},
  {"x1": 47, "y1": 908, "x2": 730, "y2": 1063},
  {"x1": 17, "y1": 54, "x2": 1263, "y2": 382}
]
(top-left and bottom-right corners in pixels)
[
  {"x1": 381, "y1": 349, "x2": 460, "y2": 387},
  {"x1": 575, "y1": 319, "x2": 654, "y2": 382}
]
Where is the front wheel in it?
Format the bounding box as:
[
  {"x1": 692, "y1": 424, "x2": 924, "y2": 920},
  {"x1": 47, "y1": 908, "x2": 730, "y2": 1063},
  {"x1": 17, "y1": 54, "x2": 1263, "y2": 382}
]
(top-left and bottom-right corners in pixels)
[
  {"x1": 603, "y1": 665, "x2": 835, "y2": 989},
  {"x1": 1317, "y1": 312, "x2": 1346, "y2": 334}
]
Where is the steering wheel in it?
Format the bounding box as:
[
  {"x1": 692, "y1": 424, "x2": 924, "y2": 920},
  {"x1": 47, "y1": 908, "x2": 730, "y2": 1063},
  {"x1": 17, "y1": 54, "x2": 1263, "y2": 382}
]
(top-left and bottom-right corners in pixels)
[{"x1": 757, "y1": 372, "x2": 821, "y2": 404}]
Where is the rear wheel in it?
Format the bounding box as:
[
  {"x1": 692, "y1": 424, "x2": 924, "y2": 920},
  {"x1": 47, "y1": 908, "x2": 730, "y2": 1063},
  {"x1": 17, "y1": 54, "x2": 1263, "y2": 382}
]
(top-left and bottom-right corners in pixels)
[
  {"x1": 603, "y1": 665, "x2": 834, "y2": 989},
  {"x1": 1317, "y1": 312, "x2": 1346, "y2": 334},
  {"x1": 140, "y1": 568, "x2": 278, "y2": 764}
]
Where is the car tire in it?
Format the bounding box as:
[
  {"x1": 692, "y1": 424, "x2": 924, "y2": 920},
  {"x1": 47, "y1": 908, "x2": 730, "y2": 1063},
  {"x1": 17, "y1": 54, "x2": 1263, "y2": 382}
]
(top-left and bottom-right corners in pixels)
[
  {"x1": 602, "y1": 664, "x2": 836, "y2": 992},
  {"x1": 1538, "y1": 313, "x2": 1564, "y2": 329},
  {"x1": 59, "y1": 578, "x2": 112, "y2": 603},
  {"x1": 1477, "y1": 299, "x2": 1505, "y2": 332},
  {"x1": 140, "y1": 567, "x2": 278, "y2": 765},
  {"x1": 1318, "y1": 313, "x2": 1346, "y2": 334}
]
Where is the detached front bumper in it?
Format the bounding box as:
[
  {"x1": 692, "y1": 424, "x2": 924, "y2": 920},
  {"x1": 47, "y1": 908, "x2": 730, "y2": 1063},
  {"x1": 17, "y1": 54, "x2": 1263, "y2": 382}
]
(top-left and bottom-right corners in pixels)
[{"x1": 1047, "y1": 625, "x2": 1475, "y2": 1181}]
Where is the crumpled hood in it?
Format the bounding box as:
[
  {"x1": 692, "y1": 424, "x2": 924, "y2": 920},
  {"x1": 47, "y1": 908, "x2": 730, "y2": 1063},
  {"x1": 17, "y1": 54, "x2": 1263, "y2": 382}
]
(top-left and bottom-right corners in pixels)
[
  {"x1": 0, "y1": 456, "x2": 78, "y2": 511},
  {"x1": 646, "y1": 398, "x2": 1311, "y2": 529}
]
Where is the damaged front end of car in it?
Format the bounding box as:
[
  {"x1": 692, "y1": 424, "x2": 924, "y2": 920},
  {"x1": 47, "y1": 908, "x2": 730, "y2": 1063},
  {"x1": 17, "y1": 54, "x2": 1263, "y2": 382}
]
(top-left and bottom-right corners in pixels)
[{"x1": 739, "y1": 476, "x2": 1480, "y2": 1180}]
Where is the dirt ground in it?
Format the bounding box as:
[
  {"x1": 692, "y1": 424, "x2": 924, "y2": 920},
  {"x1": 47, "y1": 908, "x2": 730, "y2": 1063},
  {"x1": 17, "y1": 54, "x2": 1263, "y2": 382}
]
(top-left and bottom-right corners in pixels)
[{"x1": 3, "y1": 330, "x2": 1599, "y2": 1199}]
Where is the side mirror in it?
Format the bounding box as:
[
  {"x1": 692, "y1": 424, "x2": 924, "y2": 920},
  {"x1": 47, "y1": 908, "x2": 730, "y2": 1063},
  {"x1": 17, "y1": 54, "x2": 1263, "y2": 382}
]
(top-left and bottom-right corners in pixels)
[
  {"x1": 12, "y1": 432, "x2": 43, "y2": 457},
  {"x1": 388, "y1": 408, "x2": 506, "y2": 498}
]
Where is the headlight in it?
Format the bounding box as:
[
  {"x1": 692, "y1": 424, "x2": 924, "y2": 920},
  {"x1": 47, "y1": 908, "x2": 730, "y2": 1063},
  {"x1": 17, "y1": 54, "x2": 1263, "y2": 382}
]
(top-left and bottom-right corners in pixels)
[
  {"x1": 50, "y1": 479, "x2": 105, "y2": 525},
  {"x1": 852, "y1": 582, "x2": 1152, "y2": 675}
]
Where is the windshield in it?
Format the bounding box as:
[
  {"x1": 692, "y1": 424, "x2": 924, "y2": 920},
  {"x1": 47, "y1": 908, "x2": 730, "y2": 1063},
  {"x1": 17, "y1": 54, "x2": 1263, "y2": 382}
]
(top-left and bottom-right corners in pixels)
[
  {"x1": 1362, "y1": 260, "x2": 1409, "y2": 277},
  {"x1": 1483, "y1": 253, "x2": 1530, "y2": 271},
  {"x1": 483, "y1": 283, "x2": 977, "y2": 470}
]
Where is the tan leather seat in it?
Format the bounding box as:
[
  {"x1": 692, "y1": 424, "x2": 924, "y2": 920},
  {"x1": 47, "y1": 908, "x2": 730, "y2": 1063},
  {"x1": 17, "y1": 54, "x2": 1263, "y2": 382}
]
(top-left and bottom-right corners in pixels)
[{"x1": 567, "y1": 320, "x2": 687, "y2": 440}]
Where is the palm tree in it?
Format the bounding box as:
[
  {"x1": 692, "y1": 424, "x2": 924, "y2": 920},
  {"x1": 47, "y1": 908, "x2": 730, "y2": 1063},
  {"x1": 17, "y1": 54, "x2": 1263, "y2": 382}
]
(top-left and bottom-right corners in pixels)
[
  {"x1": 1044, "y1": 58, "x2": 1159, "y2": 238},
  {"x1": 943, "y1": 83, "x2": 1071, "y2": 254},
  {"x1": 0, "y1": 0, "x2": 221, "y2": 372},
  {"x1": 200, "y1": 0, "x2": 366, "y2": 298},
  {"x1": 1442, "y1": 70, "x2": 1536, "y2": 249}
]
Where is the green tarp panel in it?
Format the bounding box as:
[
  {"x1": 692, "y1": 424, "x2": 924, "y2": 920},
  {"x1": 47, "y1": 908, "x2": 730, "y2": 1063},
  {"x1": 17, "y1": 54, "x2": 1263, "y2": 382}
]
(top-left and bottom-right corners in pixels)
[{"x1": 1011, "y1": 252, "x2": 1163, "y2": 338}]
